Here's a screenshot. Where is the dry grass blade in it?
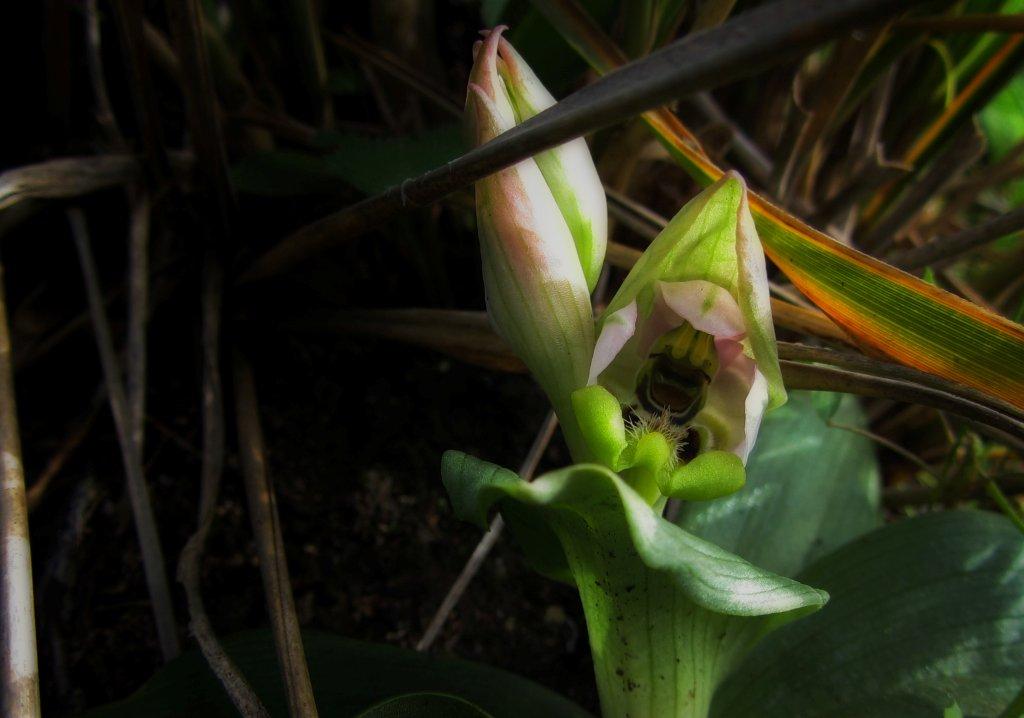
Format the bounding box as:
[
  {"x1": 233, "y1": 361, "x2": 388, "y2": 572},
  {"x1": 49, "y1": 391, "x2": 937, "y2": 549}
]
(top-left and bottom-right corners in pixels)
[
  {"x1": 240, "y1": 0, "x2": 904, "y2": 280},
  {"x1": 689, "y1": 92, "x2": 773, "y2": 185},
  {"x1": 892, "y1": 206, "x2": 1024, "y2": 270},
  {"x1": 416, "y1": 411, "x2": 559, "y2": 652},
  {"x1": 774, "y1": 26, "x2": 888, "y2": 202},
  {"x1": 0, "y1": 265, "x2": 41, "y2": 718},
  {"x1": 858, "y1": 122, "x2": 987, "y2": 252},
  {"x1": 177, "y1": 260, "x2": 269, "y2": 718},
  {"x1": 0, "y1": 156, "x2": 138, "y2": 213},
  {"x1": 895, "y1": 14, "x2": 1024, "y2": 34},
  {"x1": 233, "y1": 352, "x2": 318, "y2": 718},
  {"x1": 165, "y1": 0, "x2": 234, "y2": 223},
  {"x1": 326, "y1": 33, "x2": 461, "y2": 118},
  {"x1": 67, "y1": 208, "x2": 180, "y2": 661}
]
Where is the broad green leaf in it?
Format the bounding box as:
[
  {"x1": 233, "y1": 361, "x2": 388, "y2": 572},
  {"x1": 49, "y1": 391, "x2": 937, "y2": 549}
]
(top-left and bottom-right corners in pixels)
[
  {"x1": 531, "y1": 0, "x2": 1024, "y2": 411},
  {"x1": 356, "y1": 693, "x2": 493, "y2": 718},
  {"x1": 442, "y1": 452, "x2": 826, "y2": 716},
  {"x1": 231, "y1": 126, "x2": 466, "y2": 197},
  {"x1": 980, "y1": 75, "x2": 1024, "y2": 205},
  {"x1": 676, "y1": 392, "x2": 882, "y2": 578},
  {"x1": 712, "y1": 510, "x2": 1024, "y2": 717},
  {"x1": 84, "y1": 630, "x2": 591, "y2": 718}
]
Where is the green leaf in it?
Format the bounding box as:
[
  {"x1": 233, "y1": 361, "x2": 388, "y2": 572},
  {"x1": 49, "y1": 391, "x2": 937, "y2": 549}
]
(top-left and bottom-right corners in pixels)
[
  {"x1": 980, "y1": 75, "x2": 1024, "y2": 204},
  {"x1": 84, "y1": 630, "x2": 590, "y2": 718},
  {"x1": 676, "y1": 392, "x2": 882, "y2": 578},
  {"x1": 356, "y1": 693, "x2": 494, "y2": 718},
  {"x1": 481, "y1": 0, "x2": 511, "y2": 27},
  {"x1": 322, "y1": 126, "x2": 466, "y2": 196},
  {"x1": 231, "y1": 126, "x2": 466, "y2": 197},
  {"x1": 442, "y1": 451, "x2": 826, "y2": 715},
  {"x1": 712, "y1": 510, "x2": 1024, "y2": 717}
]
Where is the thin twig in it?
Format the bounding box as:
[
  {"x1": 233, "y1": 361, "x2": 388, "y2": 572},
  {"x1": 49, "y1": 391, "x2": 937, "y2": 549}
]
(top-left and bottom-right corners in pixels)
[
  {"x1": 233, "y1": 352, "x2": 318, "y2": 718},
  {"x1": 883, "y1": 472, "x2": 1024, "y2": 508},
  {"x1": 240, "y1": 0, "x2": 904, "y2": 280},
  {"x1": 826, "y1": 420, "x2": 941, "y2": 481},
  {"x1": 178, "y1": 261, "x2": 269, "y2": 717},
  {"x1": 0, "y1": 263, "x2": 41, "y2": 718},
  {"x1": 67, "y1": 208, "x2": 180, "y2": 661},
  {"x1": 416, "y1": 411, "x2": 558, "y2": 652},
  {"x1": 891, "y1": 205, "x2": 1024, "y2": 269}
]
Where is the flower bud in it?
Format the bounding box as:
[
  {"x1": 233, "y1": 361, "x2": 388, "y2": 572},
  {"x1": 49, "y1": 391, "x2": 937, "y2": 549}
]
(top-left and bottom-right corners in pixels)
[
  {"x1": 491, "y1": 33, "x2": 608, "y2": 291},
  {"x1": 580, "y1": 172, "x2": 786, "y2": 499},
  {"x1": 467, "y1": 28, "x2": 604, "y2": 456}
]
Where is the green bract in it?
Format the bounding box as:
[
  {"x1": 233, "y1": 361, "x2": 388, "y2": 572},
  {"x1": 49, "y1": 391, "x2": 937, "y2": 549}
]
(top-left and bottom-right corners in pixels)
[{"x1": 442, "y1": 451, "x2": 826, "y2": 718}]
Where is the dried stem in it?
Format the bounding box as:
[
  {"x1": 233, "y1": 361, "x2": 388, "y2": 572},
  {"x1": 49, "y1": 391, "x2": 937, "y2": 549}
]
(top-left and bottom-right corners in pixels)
[
  {"x1": 416, "y1": 411, "x2": 558, "y2": 652},
  {"x1": 232, "y1": 352, "x2": 318, "y2": 718},
  {"x1": 0, "y1": 264, "x2": 41, "y2": 718},
  {"x1": 178, "y1": 261, "x2": 269, "y2": 717},
  {"x1": 67, "y1": 208, "x2": 180, "y2": 661},
  {"x1": 126, "y1": 192, "x2": 150, "y2": 459}
]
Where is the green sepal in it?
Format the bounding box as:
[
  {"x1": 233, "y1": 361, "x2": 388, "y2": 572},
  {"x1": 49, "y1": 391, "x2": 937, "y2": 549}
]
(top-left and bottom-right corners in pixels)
[
  {"x1": 661, "y1": 450, "x2": 745, "y2": 501},
  {"x1": 571, "y1": 385, "x2": 627, "y2": 468}
]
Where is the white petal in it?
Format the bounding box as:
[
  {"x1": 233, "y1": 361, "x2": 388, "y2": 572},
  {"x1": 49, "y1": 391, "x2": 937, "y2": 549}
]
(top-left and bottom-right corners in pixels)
[{"x1": 590, "y1": 301, "x2": 638, "y2": 383}]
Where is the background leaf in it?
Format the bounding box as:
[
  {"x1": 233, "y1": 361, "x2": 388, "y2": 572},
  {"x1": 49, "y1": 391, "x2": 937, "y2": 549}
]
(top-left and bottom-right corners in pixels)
[
  {"x1": 711, "y1": 510, "x2": 1024, "y2": 717},
  {"x1": 676, "y1": 392, "x2": 882, "y2": 577},
  {"x1": 84, "y1": 630, "x2": 592, "y2": 718},
  {"x1": 356, "y1": 692, "x2": 494, "y2": 718},
  {"x1": 231, "y1": 126, "x2": 466, "y2": 197}
]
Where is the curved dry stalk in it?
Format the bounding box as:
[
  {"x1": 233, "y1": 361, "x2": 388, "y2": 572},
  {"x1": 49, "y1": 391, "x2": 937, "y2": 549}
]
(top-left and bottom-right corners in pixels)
[
  {"x1": 67, "y1": 208, "x2": 180, "y2": 661},
  {"x1": 416, "y1": 411, "x2": 559, "y2": 652},
  {"x1": 178, "y1": 260, "x2": 269, "y2": 717},
  {"x1": 232, "y1": 352, "x2": 318, "y2": 718},
  {"x1": 0, "y1": 265, "x2": 41, "y2": 718},
  {"x1": 240, "y1": 0, "x2": 902, "y2": 281},
  {"x1": 777, "y1": 341, "x2": 1024, "y2": 425},
  {"x1": 779, "y1": 360, "x2": 1024, "y2": 441}
]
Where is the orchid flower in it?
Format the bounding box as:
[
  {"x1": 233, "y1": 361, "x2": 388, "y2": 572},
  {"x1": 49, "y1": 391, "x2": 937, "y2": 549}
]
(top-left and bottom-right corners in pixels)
[
  {"x1": 574, "y1": 172, "x2": 786, "y2": 502},
  {"x1": 466, "y1": 27, "x2": 606, "y2": 456}
]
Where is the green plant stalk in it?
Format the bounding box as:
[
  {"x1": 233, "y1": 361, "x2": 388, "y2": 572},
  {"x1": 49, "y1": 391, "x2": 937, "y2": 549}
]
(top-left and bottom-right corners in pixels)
[{"x1": 562, "y1": 525, "x2": 746, "y2": 717}]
